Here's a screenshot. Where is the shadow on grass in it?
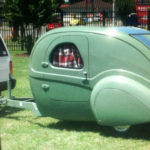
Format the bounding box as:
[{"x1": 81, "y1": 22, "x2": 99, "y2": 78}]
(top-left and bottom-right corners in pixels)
[
  {"x1": 36, "y1": 120, "x2": 150, "y2": 141},
  {"x1": 1, "y1": 106, "x2": 150, "y2": 141},
  {"x1": 0, "y1": 106, "x2": 22, "y2": 117}
]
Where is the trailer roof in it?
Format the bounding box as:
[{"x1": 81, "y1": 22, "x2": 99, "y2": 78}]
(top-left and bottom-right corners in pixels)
[
  {"x1": 46, "y1": 26, "x2": 150, "y2": 37},
  {"x1": 116, "y1": 27, "x2": 150, "y2": 35}
]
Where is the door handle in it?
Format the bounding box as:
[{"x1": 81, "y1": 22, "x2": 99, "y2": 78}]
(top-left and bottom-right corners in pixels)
[
  {"x1": 83, "y1": 71, "x2": 88, "y2": 79},
  {"x1": 41, "y1": 62, "x2": 49, "y2": 68},
  {"x1": 42, "y1": 84, "x2": 50, "y2": 90},
  {"x1": 83, "y1": 71, "x2": 88, "y2": 76}
]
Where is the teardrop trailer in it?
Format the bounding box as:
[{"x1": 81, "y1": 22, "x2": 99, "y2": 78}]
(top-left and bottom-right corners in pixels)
[{"x1": 1, "y1": 26, "x2": 150, "y2": 132}]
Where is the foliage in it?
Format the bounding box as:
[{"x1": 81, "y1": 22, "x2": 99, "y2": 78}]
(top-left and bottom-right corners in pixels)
[
  {"x1": 3, "y1": 0, "x2": 61, "y2": 54},
  {"x1": 3, "y1": 0, "x2": 53, "y2": 28},
  {"x1": 69, "y1": 0, "x2": 83, "y2": 4},
  {"x1": 52, "y1": 0, "x2": 64, "y2": 10},
  {"x1": 102, "y1": 0, "x2": 135, "y2": 23},
  {"x1": 63, "y1": 0, "x2": 83, "y2": 4}
]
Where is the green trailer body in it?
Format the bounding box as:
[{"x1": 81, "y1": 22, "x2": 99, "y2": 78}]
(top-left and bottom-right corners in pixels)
[{"x1": 29, "y1": 26, "x2": 150, "y2": 128}]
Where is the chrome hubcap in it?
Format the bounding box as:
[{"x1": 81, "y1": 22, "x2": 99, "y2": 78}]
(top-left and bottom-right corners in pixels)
[{"x1": 113, "y1": 125, "x2": 130, "y2": 133}]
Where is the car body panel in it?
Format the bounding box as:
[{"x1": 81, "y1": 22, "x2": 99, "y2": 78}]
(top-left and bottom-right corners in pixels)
[
  {"x1": 0, "y1": 57, "x2": 10, "y2": 82},
  {"x1": 0, "y1": 36, "x2": 10, "y2": 92},
  {"x1": 0, "y1": 35, "x2": 16, "y2": 93}
]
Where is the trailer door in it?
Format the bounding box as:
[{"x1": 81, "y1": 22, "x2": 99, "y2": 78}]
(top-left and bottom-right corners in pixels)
[{"x1": 42, "y1": 35, "x2": 90, "y2": 102}]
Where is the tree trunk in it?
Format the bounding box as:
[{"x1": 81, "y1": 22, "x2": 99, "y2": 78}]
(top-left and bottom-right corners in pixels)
[{"x1": 20, "y1": 25, "x2": 25, "y2": 51}]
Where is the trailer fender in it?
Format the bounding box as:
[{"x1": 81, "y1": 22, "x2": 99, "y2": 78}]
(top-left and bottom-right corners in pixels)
[{"x1": 90, "y1": 76, "x2": 150, "y2": 126}]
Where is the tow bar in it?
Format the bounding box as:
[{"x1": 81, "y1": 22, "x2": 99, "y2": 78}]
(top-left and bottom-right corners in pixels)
[{"x1": 0, "y1": 77, "x2": 41, "y2": 116}]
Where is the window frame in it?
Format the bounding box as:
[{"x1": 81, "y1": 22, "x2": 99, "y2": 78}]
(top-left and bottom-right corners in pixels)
[
  {"x1": 0, "y1": 38, "x2": 8, "y2": 57},
  {"x1": 50, "y1": 42, "x2": 84, "y2": 70}
]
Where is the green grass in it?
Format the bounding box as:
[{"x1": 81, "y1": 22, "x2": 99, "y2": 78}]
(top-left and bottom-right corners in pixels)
[{"x1": 1, "y1": 51, "x2": 150, "y2": 150}]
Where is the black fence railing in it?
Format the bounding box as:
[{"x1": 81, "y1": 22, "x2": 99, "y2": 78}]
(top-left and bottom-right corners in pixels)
[
  {"x1": 0, "y1": 18, "x2": 46, "y2": 52},
  {"x1": 0, "y1": 8, "x2": 150, "y2": 52},
  {"x1": 60, "y1": 7, "x2": 115, "y2": 27}
]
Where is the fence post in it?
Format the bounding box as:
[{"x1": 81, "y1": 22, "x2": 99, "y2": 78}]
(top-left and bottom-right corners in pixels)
[
  {"x1": 20, "y1": 25, "x2": 25, "y2": 51},
  {"x1": 60, "y1": 9, "x2": 64, "y2": 27},
  {"x1": 102, "y1": 10, "x2": 106, "y2": 27},
  {"x1": 92, "y1": 0, "x2": 94, "y2": 22},
  {"x1": 148, "y1": 9, "x2": 150, "y2": 30}
]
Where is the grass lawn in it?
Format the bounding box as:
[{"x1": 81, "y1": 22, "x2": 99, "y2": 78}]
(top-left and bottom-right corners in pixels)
[{"x1": 1, "y1": 51, "x2": 150, "y2": 150}]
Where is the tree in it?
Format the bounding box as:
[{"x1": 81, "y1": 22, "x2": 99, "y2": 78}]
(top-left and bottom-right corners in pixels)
[
  {"x1": 63, "y1": 0, "x2": 83, "y2": 4},
  {"x1": 4, "y1": 0, "x2": 54, "y2": 28},
  {"x1": 69, "y1": 0, "x2": 83, "y2": 4},
  {"x1": 102, "y1": 0, "x2": 135, "y2": 23},
  {"x1": 52, "y1": 0, "x2": 64, "y2": 10},
  {"x1": 51, "y1": 0, "x2": 64, "y2": 22},
  {"x1": 3, "y1": 0, "x2": 61, "y2": 54}
]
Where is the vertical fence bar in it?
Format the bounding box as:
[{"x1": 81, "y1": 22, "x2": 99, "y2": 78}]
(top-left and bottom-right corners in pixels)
[
  {"x1": 60, "y1": 9, "x2": 64, "y2": 27},
  {"x1": 148, "y1": 8, "x2": 150, "y2": 30},
  {"x1": 86, "y1": 0, "x2": 88, "y2": 17},
  {"x1": 92, "y1": 0, "x2": 94, "y2": 22},
  {"x1": 102, "y1": 10, "x2": 106, "y2": 27},
  {"x1": 20, "y1": 25, "x2": 24, "y2": 51},
  {"x1": 112, "y1": 0, "x2": 115, "y2": 26}
]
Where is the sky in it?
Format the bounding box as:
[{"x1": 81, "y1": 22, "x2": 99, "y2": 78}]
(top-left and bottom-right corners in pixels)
[{"x1": 64, "y1": 0, "x2": 69, "y2": 3}]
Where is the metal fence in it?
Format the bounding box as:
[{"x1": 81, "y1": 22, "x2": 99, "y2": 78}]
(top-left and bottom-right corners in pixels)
[
  {"x1": 0, "y1": 6, "x2": 149, "y2": 51},
  {"x1": 0, "y1": 19, "x2": 21, "y2": 51},
  {"x1": 60, "y1": 6, "x2": 148, "y2": 28}
]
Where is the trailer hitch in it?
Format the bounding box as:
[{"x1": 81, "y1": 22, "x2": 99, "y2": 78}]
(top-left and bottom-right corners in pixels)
[{"x1": 0, "y1": 76, "x2": 41, "y2": 117}]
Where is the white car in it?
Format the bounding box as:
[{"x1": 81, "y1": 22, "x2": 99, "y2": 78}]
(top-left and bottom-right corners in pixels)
[{"x1": 0, "y1": 35, "x2": 15, "y2": 96}]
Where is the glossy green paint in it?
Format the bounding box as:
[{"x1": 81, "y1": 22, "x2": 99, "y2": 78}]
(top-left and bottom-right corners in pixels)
[{"x1": 29, "y1": 26, "x2": 150, "y2": 126}]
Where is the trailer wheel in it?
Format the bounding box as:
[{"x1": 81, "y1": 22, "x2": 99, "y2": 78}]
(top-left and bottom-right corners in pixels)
[{"x1": 113, "y1": 125, "x2": 130, "y2": 133}]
